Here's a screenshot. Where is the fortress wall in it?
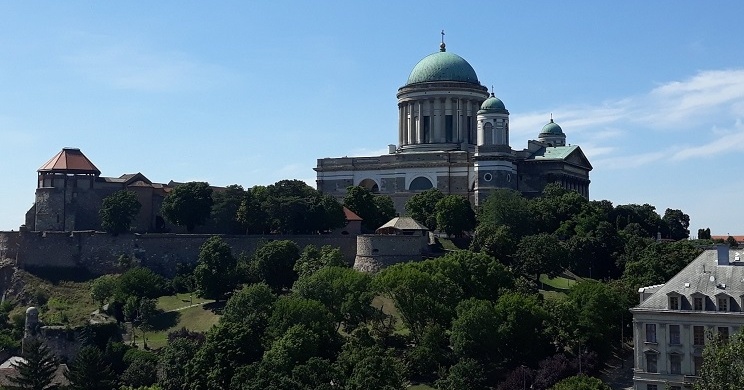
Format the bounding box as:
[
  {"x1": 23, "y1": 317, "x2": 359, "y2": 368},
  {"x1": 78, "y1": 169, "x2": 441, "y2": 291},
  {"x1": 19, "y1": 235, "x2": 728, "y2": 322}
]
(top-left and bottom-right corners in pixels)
[
  {"x1": 6, "y1": 231, "x2": 357, "y2": 277},
  {"x1": 354, "y1": 234, "x2": 426, "y2": 273}
]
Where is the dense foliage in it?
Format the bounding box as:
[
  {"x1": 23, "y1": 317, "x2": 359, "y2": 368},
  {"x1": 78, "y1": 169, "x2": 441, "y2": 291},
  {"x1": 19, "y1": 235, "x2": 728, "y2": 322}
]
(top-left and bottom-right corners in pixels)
[{"x1": 99, "y1": 190, "x2": 142, "y2": 234}]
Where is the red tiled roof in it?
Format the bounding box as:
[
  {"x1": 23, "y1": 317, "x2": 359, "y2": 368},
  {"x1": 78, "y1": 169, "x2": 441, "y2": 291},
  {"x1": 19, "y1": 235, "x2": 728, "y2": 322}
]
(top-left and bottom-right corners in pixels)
[
  {"x1": 712, "y1": 235, "x2": 744, "y2": 242},
  {"x1": 343, "y1": 207, "x2": 362, "y2": 221},
  {"x1": 38, "y1": 148, "x2": 100, "y2": 175}
]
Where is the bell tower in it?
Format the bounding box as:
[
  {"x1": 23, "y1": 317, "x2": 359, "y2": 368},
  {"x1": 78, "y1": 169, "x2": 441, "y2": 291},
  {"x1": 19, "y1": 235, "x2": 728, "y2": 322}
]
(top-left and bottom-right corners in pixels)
[{"x1": 474, "y1": 91, "x2": 516, "y2": 205}]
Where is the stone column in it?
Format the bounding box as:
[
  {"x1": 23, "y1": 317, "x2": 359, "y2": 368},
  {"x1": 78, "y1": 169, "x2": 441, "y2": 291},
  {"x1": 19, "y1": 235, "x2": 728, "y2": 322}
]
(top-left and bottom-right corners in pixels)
[
  {"x1": 439, "y1": 98, "x2": 446, "y2": 142},
  {"x1": 418, "y1": 101, "x2": 424, "y2": 143},
  {"x1": 407, "y1": 102, "x2": 414, "y2": 145},
  {"x1": 398, "y1": 104, "x2": 404, "y2": 145},
  {"x1": 634, "y1": 320, "x2": 643, "y2": 369}
]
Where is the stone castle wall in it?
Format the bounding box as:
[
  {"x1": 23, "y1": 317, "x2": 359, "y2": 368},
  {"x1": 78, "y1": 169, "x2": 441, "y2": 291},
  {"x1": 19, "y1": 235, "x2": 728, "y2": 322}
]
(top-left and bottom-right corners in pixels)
[
  {"x1": 353, "y1": 234, "x2": 428, "y2": 273},
  {"x1": 0, "y1": 231, "x2": 357, "y2": 277}
]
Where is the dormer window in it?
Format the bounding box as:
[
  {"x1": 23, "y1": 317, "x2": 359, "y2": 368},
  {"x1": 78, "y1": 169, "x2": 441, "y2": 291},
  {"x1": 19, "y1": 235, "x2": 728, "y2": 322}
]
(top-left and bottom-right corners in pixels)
[
  {"x1": 693, "y1": 296, "x2": 704, "y2": 311},
  {"x1": 669, "y1": 296, "x2": 680, "y2": 310},
  {"x1": 718, "y1": 296, "x2": 729, "y2": 312}
]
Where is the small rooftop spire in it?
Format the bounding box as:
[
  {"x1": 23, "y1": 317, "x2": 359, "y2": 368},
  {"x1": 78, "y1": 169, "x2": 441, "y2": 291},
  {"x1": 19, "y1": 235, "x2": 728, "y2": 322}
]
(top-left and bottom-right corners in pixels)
[
  {"x1": 550, "y1": 113, "x2": 554, "y2": 123},
  {"x1": 490, "y1": 85, "x2": 495, "y2": 97},
  {"x1": 440, "y1": 30, "x2": 446, "y2": 52}
]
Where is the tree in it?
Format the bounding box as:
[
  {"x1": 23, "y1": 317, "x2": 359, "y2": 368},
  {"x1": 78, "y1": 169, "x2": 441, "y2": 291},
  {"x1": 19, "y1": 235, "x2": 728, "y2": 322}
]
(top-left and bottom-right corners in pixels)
[
  {"x1": 698, "y1": 228, "x2": 712, "y2": 240},
  {"x1": 435, "y1": 195, "x2": 475, "y2": 237},
  {"x1": 265, "y1": 296, "x2": 337, "y2": 349},
  {"x1": 695, "y1": 331, "x2": 744, "y2": 390},
  {"x1": 434, "y1": 359, "x2": 487, "y2": 390},
  {"x1": 9, "y1": 339, "x2": 59, "y2": 390},
  {"x1": 405, "y1": 188, "x2": 444, "y2": 231},
  {"x1": 222, "y1": 283, "x2": 276, "y2": 331},
  {"x1": 158, "y1": 337, "x2": 203, "y2": 390},
  {"x1": 120, "y1": 350, "x2": 158, "y2": 388},
  {"x1": 161, "y1": 182, "x2": 213, "y2": 232},
  {"x1": 209, "y1": 184, "x2": 249, "y2": 234},
  {"x1": 99, "y1": 190, "x2": 141, "y2": 234},
  {"x1": 470, "y1": 224, "x2": 517, "y2": 262},
  {"x1": 294, "y1": 266, "x2": 376, "y2": 331},
  {"x1": 293, "y1": 245, "x2": 346, "y2": 278},
  {"x1": 727, "y1": 235, "x2": 739, "y2": 248},
  {"x1": 478, "y1": 189, "x2": 535, "y2": 237},
  {"x1": 252, "y1": 240, "x2": 300, "y2": 291},
  {"x1": 115, "y1": 267, "x2": 165, "y2": 300},
  {"x1": 661, "y1": 208, "x2": 691, "y2": 240},
  {"x1": 344, "y1": 186, "x2": 396, "y2": 232},
  {"x1": 90, "y1": 275, "x2": 117, "y2": 308},
  {"x1": 194, "y1": 236, "x2": 237, "y2": 300},
  {"x1": 550, "y1": 374, "x2": 611, "y2": 390},
  {"x1": 64, "y1": 345, "x2": 116, "y2": 390},
  {"x1": 514, "y1": 233, "x2": 568, "y2": 279}
]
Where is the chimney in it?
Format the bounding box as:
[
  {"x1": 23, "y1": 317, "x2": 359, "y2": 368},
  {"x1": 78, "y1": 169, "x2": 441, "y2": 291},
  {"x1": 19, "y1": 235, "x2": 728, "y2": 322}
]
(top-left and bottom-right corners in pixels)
[{"x1": 717, "y1": 244, "x2": 730, "y2": 266}]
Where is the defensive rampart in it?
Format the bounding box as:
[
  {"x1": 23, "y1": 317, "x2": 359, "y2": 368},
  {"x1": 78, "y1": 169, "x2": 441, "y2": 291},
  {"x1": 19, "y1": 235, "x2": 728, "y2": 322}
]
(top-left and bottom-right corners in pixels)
[
  {"x1": 353, "y1": 234, "x2": 428, "y2": 273},
  {"x1": 0, "y1": 231, "x2": 357, "y2": 277}
]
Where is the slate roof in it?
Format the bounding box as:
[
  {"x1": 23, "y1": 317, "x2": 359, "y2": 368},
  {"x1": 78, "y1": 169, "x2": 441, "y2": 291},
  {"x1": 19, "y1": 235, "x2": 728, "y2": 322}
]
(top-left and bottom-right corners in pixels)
[
  {"x1": 529, "y1": 145, "x2": 579, "y2": 161},
  {"x1": 38, "y1": 148, "x2": 101, "y2": 175},
  {"x1": 376, "y1": 217, "x2": 428, "y2": 233},
  {"x1": 634, "y1": 248, "x2": 744, "y2": 312}
]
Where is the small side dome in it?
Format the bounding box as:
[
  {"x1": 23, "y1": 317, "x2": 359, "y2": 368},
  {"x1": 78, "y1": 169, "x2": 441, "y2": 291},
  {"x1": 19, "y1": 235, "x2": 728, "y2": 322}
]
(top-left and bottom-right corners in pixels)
[
  {"x1": 26, "y1": 307, "x2": 38, "y2": 315},
  {"x1": 478, "y1": 93, "x2": 508, "y2": 114},
  {"x1": 540, "y1": 119, "x2": 564, "y2": 135}
]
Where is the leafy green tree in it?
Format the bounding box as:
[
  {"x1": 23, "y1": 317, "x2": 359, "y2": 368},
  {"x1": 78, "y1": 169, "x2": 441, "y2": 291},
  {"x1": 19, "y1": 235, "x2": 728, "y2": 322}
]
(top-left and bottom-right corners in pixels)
[
  {"x1": 515, "y1": 233, "x2": 568, "y2": 279},
  {"x1": 194, "y1": 236, "x2": 237, "y2": 300},
  {"x1": 661, "y1": 208, "x2": 691, "y2": 240},
  {"x1": 90, "y1": 275, "x2": 117, "y2": 308},
  {"x1": 99, "y1": 190, "x2": 141, "y2": 234},
  {"x1": 727, "y1": 235, "x2": 739, "y2": 248},
  {"x1": 115, "y1": 267, "x2": 165, "y2": 300},
  {"x1": 294, "y1": 266, "x2": 376, "y2": 331},
  {"x1": 469, "y1": 224, "x2": 517, "y2": 262},
  {"x1": 435, "y1": 358, "x2": 487, "y2": 390},
  {"x1": 309, "y1": 194, "x2": 347, "y2": 233},
  {"x1": 695, "y1": 331, "x2": 744, "y2": 390},
  {"x1": 158, "y1": 337, "x2": 203, "y2": 390},
  {"x1": 9, "y1": 339, "x2": 59, "y2": 390},
  {"x1": 120, "y1": 350, "x2": 158, "y2": 388},
  {"x1": 161, "y1": 182, "x2": 214, "y2": 232},
  {"x1": 64, "y1": 345, "x2": 116, "y2": 390},
  {"x1": 185, "y1": 321, "x2": 263, "y2": 390},
  {"x1": 435, "y1": 195, "x2": 476, "y2": 237},
  {"x1": 374, "y1": 263, "x2": 461, "y2": 338},
  {"x1": 334, "y1": 339, "x2": 405, "y2": 390},
  {"x1": 404, "y1": 188, "x2": 444, "y2": 231},
  {"x1": 344, "y1": 186, "x2": 396, "y2": 232},
  {"x1": 221, "y1": 283, "x2": 276, "y2": 331},
  {"x1": 478, "y1": 189, "x2": 535, "y2": 237},
  {"x1": 622, "y1": 240, "x2": 701, "y2": 291},
  {"x1": 252, "y1": 240, "x2": 300, "y2": 291},
  {"x1": 698, "y1": 227, "x2": 712, "y2": 240},
  {"x1": 404, "y1": 324, "x2": 450, "y2": 381},
  {"x1": 449, "y1": 298, "x2": 500, "y2": 364},
  {"x1": 209, "y1": 184, "x2": 249, "y2": 234},
  {"x1": 293, "y1": 245, "x2": 346, "y2": 278},
  {"x1": 265, "y1": 296, "x2": 338, "y2": 351},
  {"x1": 529, "y1": 183, "x2": 589, "y2": 235},
  {"x1": 236, "y1": 186, "x2": 271, "y2": 234},
  {"x1": 550, "y1": 374, "x2": 611, "y2": 390},
  {"x1": 612, "y1": 203, "x2": 662, "y2": 238}
]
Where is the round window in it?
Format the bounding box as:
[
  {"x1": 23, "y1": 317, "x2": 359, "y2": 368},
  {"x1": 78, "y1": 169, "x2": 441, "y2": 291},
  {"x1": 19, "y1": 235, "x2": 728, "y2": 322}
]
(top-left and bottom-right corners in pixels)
[{"x1": 483, "y1": 173, "x2": 493, "y2": 182}]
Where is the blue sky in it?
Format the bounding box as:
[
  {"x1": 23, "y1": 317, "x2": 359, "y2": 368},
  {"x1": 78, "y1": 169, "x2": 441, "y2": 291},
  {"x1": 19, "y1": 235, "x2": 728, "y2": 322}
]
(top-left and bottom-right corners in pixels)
[{"x1": 1, "y1": 2, "x2": 744, "y2": 235}]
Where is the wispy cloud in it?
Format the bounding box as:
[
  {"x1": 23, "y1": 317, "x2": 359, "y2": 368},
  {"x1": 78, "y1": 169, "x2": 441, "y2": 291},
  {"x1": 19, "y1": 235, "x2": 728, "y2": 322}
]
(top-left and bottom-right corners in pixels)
[{"x1": 512, "y1": 68, "x2": 744, "y2": 169}]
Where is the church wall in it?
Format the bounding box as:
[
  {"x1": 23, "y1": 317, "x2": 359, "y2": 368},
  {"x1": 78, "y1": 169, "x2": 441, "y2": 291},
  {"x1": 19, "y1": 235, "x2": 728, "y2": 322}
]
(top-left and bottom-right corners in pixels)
[{"x1": 8, "y1": 231, "x2": 357, "y2": 277}]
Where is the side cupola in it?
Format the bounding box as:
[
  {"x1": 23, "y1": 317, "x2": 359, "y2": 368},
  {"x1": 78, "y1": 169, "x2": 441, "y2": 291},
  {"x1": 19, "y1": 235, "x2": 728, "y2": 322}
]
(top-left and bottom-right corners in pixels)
[
  {"x1": 476, "y1": 92, "x2": 510, "y2": 147},
  {"x1": 538, "y1": 118, "x2": 566, "y2": 147}
]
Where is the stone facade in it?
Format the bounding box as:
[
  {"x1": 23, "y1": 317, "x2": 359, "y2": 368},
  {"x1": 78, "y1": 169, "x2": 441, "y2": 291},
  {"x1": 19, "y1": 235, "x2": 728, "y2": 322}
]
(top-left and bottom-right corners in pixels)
[
  {"x1": 353, "y1": 234, "x2": 429, "y2": 273},
  {"x1": 315, "y1": 42, "x2": 592, "y2": 211}
]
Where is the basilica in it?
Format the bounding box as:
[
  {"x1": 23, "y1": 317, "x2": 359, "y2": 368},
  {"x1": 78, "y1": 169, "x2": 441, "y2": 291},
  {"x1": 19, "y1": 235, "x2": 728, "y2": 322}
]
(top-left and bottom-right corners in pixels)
[{"x1": 315, "y1": 40, "x2": 592, "y2": 211}]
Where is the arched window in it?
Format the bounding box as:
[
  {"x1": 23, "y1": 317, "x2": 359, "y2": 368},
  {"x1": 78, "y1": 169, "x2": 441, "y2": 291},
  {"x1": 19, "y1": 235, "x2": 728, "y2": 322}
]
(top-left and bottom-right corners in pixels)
[
  {"x1": 358, "y1": 179, "x2": 379, "y2": 193},
  {"x1": 483, "y1": 122, "x2": 493, "y2": 145},
  {"x1": 409, "y1": 177, "x2": 433, "y2": 191}
]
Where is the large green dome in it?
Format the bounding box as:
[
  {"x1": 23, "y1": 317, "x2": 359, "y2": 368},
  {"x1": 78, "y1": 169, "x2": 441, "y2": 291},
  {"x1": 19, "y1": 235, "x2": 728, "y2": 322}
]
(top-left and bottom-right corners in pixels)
[
  {"x1": 540, "y1": 119, "x2": 564, "y2": 135},
  {"x1": 406, "y1": 51, "x2": 480, "y2": 85}
]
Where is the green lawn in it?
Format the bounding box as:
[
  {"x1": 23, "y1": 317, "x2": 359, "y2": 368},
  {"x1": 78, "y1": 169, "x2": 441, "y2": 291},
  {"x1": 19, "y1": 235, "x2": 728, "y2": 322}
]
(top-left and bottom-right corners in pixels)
[
  {"x1": 16, "y1": 271, "x2": 98, "y2": 327},
  {"x1": 135, "y1": 293, "x2": 219, "y2": 349},
  {"x1": 156, "y1": 293, "x2": 213, "y2": 311},
  {"x1": 539, "y1": 274, "x2": 576, "y2": 290}
]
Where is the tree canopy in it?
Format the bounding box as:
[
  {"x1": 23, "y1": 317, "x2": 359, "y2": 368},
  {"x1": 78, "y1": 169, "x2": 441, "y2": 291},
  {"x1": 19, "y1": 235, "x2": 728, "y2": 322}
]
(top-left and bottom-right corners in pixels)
[
  {"x1": 99, "y1": 190, "x2": 141, "y2": 234},
  {"x1": 161, "y1": 181, "x2": 214, "y2": 232}
]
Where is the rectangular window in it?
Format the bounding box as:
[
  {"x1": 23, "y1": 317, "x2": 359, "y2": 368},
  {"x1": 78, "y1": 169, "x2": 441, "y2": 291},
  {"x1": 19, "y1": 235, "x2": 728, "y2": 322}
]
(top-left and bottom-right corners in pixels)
[
  {"x1": 694, "y1": 356, "x2": 704, "y2": 376},
  {"x1": 669, "y1": 296, "x2": 679, "y2": 310},
  {"x1": 467, "y1": 116, "x2": 474, "y2": 143},
  {"x1": 646, "y1": 353, "x2": 658, "y2": 373},
  {"x1": 694, "y1": 297, "x2": 703, "y2": 310},
  {"x1": 718, "y1": 297, "x2": 729, "y2": 312},
  {"x1": 694, "y1": 326, "x2": 705, "y2": 346},
  {"x1": 719, "y1": 326, "x2": 729, "y2": 342},
  {"x1": 669, "y1": 324, "x2": 681, "y2": 345},
  {"x1": 445, "y1": 115, "x2": 453, "y2": 142},
  {"x1": 647, "y1": 385, "x2": 658, "y2": 390},
  {"x1": 646, "y1": 324, "x2": 657, "y2": 343},
  {"x1": 670, "y1": 354, "x2": 682, "y2": 374}
]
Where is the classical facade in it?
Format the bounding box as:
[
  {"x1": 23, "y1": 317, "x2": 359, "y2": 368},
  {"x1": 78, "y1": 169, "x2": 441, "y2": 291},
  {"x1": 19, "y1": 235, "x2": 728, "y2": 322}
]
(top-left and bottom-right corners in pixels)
[
  {"x1": 315, "y1": 40, "x2": 592, "y2": 211},
  {"x1": 631, "y1": 246, "x2": 744, "y2": 390}
]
